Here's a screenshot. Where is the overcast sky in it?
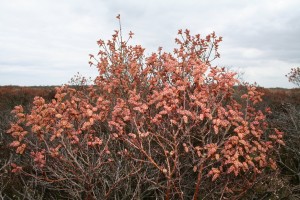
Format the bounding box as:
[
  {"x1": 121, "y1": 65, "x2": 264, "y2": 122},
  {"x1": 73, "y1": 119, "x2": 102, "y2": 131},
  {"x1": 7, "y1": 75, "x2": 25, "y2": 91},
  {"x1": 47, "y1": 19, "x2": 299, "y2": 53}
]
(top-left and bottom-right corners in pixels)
[{"x1": 0, "y1": 0, "x2": 299, "y2": 88}]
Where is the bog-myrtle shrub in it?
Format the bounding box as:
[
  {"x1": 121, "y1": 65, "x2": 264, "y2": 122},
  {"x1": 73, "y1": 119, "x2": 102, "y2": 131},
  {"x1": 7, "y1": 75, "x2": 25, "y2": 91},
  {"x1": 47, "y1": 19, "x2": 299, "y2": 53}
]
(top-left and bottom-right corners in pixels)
[
  {"x1": 7, "y1": 16, "x2": 283, "y2": 199},
  {"x1": 286, "y1": 67, "x2": 300, "y2": 87}
]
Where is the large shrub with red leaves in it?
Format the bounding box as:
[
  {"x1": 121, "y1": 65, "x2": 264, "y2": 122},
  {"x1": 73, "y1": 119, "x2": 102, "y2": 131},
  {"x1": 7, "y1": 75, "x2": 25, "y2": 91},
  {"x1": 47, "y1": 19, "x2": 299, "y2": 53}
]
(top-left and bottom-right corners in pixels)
[{"x1": 7, "y1": 17, "x2": 283, "y2": 199}]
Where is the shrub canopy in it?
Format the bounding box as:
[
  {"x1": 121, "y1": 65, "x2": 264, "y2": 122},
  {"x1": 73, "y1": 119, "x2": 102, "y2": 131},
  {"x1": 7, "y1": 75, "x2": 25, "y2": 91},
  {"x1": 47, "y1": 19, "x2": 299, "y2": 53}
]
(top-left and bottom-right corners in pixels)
[{"x1": 7, "y1": 17, "x2": 283, "y2": 199}]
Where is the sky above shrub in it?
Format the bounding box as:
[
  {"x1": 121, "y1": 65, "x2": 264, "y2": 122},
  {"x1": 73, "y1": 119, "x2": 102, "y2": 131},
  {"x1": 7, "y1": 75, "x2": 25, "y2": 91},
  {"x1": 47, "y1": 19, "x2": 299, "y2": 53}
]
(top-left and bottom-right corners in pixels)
[{"x1": 0, "y1": 0, "x2": 299, "y2": 88}]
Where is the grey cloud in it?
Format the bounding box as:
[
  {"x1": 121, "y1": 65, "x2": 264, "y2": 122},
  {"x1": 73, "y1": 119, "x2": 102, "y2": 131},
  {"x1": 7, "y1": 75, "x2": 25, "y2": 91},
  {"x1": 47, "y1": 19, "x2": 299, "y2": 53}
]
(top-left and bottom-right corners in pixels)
[
  {"x1": 220, "y1": 1, "x2": 300, "y2": 63},
  {"x1": 0, "y1": 0, "x2": 299, "y2": 87}
]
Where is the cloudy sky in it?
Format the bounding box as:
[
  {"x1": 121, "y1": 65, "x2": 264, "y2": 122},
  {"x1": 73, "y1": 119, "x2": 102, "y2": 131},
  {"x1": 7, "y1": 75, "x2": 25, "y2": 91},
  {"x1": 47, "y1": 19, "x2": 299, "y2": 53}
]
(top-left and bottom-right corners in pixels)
[{"x1": 0, "y1": 0, "x2": 299, "y2": 88}]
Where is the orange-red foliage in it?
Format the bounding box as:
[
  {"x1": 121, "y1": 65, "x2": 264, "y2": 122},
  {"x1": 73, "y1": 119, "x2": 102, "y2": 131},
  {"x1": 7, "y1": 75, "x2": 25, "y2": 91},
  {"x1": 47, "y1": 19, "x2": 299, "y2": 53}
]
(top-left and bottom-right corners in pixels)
[{"x1": 7, "y1": 17, "x2": 283, "y2": 199}]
